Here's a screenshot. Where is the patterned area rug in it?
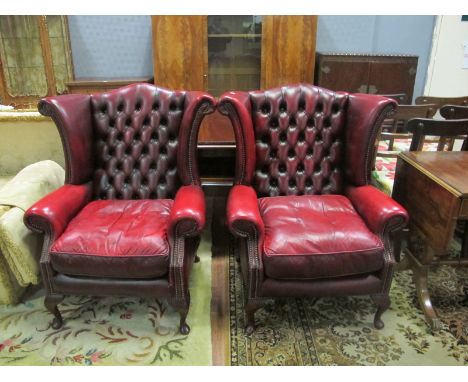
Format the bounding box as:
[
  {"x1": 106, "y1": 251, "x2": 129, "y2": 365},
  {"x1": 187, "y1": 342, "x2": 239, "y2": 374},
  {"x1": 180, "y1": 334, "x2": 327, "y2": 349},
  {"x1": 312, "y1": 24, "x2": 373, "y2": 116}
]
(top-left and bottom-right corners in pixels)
[
  {"x1": 229, "y1": 243, "x2": 468, "y2": 365},
  {"x1": 0, "y1": 232, "x2": 212, "y2": 366}
]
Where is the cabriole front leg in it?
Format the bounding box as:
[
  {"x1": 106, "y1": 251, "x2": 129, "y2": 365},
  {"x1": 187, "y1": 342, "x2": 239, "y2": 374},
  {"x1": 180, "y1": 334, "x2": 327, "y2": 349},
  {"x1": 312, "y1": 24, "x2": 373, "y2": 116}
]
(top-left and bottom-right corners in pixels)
[
  {"x1": 169, "y1": 293, "x2": 191, "y2": 335},
  {"x1": 371, "y1": 294, "x2": 390, "y2": 329},
  {"x1": 45, "y1": 293, "x2": 64, "y2": 329}
]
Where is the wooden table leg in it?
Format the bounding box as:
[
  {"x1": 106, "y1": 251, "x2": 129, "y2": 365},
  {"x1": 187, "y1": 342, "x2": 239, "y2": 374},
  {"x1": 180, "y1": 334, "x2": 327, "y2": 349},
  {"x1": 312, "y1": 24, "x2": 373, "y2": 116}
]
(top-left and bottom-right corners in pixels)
[
  {"x1": 411, "y1": 257, "x2": 441, "y2": 331},
  {"x1": 407, "y1": 230, "x2": 442, "y2": 331}
]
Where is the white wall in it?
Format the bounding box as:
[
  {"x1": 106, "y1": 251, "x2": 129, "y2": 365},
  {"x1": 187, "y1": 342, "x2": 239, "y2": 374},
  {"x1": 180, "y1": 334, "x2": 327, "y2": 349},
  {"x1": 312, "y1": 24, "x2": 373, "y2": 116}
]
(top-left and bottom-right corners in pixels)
[{"x1": 424, "y1": 16, "x2": 468, "y2": 96}]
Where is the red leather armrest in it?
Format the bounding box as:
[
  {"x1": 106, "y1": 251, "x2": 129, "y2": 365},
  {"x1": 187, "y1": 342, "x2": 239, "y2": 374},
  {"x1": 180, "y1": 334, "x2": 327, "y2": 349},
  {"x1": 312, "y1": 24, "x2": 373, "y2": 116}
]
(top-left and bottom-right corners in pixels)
[
  {"x1": 169, "y1": 185, "x2": 206, "y2": 237},
  {"x1": 226, "y1": 185, "x2": 264, "y2": 243},
  {"x1": 346, "y1": 185, "x2": 408, "y2": 235},
  {"x1": 24, "y1": 184, "x2": 92, "y2": 239}
]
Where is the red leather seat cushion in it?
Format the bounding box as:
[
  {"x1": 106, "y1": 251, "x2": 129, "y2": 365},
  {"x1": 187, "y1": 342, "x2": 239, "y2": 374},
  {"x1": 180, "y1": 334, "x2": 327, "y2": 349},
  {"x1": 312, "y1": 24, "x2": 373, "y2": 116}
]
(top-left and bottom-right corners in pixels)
[
  {"x1": 50, "y1": 199, "x2": 173, "y2": 279},
  {"x1": 259, "y1": 195, "x2": 384, "y2": 280}
]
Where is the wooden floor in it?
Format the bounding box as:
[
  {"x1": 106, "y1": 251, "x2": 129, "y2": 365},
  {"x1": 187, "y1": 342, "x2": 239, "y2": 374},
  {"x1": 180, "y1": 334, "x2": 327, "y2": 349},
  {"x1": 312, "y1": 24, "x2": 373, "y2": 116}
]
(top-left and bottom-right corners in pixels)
[{"x1": 208, "y1": 195, "x2": 231, "y2": 365}]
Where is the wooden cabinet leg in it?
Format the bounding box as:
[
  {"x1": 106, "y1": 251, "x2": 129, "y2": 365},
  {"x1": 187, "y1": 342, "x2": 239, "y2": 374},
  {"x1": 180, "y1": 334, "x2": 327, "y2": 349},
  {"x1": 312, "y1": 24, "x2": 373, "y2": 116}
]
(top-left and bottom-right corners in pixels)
[{"x1": 412, "y1": 262, "x2": 441, "y2": 331}]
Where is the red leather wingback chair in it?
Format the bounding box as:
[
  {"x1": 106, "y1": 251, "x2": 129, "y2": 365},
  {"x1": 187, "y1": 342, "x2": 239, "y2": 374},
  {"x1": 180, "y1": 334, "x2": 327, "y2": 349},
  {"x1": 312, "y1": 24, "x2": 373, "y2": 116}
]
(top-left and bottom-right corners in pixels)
[
  {"x1": 24, "y1": 83, "x2": 215, "y2": 334},
  {"x1": 219, "y1": 84, "x2": 408, "y2": 333}
]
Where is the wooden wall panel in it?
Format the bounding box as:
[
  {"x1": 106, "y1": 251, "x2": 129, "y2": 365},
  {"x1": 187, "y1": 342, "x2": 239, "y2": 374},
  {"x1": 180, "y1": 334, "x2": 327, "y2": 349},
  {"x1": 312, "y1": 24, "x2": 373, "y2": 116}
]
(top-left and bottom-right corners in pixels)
[
  {"x1": 261, "y1": 16, "x2": 317, "y2": 89},
  {"x1": 151, "y1": 16, "x2": 207, "y2": 90}
]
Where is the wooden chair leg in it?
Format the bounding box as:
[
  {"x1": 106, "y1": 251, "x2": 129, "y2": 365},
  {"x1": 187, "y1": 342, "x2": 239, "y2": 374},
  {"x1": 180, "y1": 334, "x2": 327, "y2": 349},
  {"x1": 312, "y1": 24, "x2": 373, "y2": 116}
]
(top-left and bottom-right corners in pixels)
[
  {"x1": 169, "y1": 293, "x2": 191, "y2": 335},
  {"x1": 371, "y1": 294, "x2": 390, "y2": 329},
  {"x1": 245, "y1": 299, "x2": 265, "y2": 335},
  {"x1": 44, "y1": 294, "x2": 64, "y2": 330}
]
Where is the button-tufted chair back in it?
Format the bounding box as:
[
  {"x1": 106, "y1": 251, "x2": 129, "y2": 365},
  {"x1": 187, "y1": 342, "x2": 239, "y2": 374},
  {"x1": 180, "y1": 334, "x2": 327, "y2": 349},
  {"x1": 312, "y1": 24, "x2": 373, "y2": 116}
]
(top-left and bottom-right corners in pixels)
[
  {"x1": 91, "y1": 85, "x2": 186, "y2": 200},
  {"x1": 38, "y1": 83, "x2": 215, "y2": 201},
  {"x1": 250, "y1": 85, "x2": 348, "y2": 196},
  {"x1": 219, "y1": 83, "x2": 397, "y2": 198}
]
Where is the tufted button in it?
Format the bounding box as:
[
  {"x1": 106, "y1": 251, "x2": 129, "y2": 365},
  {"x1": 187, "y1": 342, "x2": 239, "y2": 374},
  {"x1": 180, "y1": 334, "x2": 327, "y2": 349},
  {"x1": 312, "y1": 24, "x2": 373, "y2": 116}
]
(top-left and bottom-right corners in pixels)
[
  {"x1": 109, "y1": 118, "x2": 115, "y2": 128},
  {"x1": 289, "y1": 116, "x2": 296, "y2": 126},
  {"x1": 160, "y1": 147, "x2": 167, "y2": 155},
  {"x1": 279, "y1": 101, "x2": 287, "y2": 113},
  {"x1": 150, "y1": 162, "x2": 157, "y2": 170},
  {"x1": 151, "y1": 131, "x2": 159, "y2": 141},
  {"x1": 261, "y1": 102, "x2": 271, "y2": 114},
  {"x1": 298, "y1": 132, "x2": 305, "y2": 142},
  {"x1": 117, "y1": 103, "x2": 124, "y2": 113},
  {"x1": 279, "y1": 132, "x2": 287, "y2": 142},
  {"x1": 143, "y1": 116, "x2": 150, "y2": 126},
  {"x1": 270, "y1": 178, "x2": 278, "y2": 187},
  {"x1": 142, "y1": 146, "x2": 149, "y2": 155},
  {"x1": 152, "y1": 100, "x2": 160, "y2": 111},
  {"x1": 169, "y1": 133, "x2": 176, "y2": 142},
  {"x1": 288, "y1": 179, "x2": 296, "y2": 188},
  {"x1": 159, "y1": 176, "x2": 166, "y2": 184},
  {"x1": 270, "y1": 117, "x2": 279, "y2": 129},
  {"x1": 305, "y1": 178, "x2": 312, "y2": 187},
  {"x1": 116, "y1": 132, "x2": 123, "y2": 141},
  {"x1": 324, "y1": 117, "x2": 332, "y2": 127},
  {"x1": 316, "y1": 102, "x2": 323, "y2": 113},
  {"x1": 134, "y1": 132, "x2": 141, "y2": 141},
  {"x1": 126, "y1": 117, "x2": 132, "y2": 126},
  {"x1": 270, "y1": 149, "x2": 278, "y2": 159},
  {"x1": 306, "y1": 148, "x2": 313, "y2": 157},
  {"x1": 331, "y1": 102, "x2": 340, "y2": 114},
  {"x1": 298, "y1": 99, "x2": 306, "y2": 112},
  {"x1": 297, "y1": 163, "x2": 305, "y2": 172},
  {"x1": 279, "y1": 164, "x2": 286, "y2": 173},
  {"x1": 108, "y1": 147, "x2": 115, "y2": 156},
  {"x1": 261, "y1": 165, "x2": 269, "y2": 174},
  {"x1": 160, "y1": 116, "x2": 168, "y2": 126},
  {"x1": 306, "y1": 117, "x2": 315, "y2": 127},
  {"x1": 116, "y1": 162, "x2": 123, "y2": 171},
  {"x1": 135, "y1": 100, "x2": 142, "y2": 111},
  {"x1": 100, "y1": 104, "x2": 107, "y2": 114},
  {"x1": 169, "y1": 101, "x2": 177, "y2": 111},
  {"x1": 288, "y1": 149, "x2": 296, "y2": 159},
  {"x1": 125, "y1": 147, "x2": 132, "y2": 155},
  {"x1": 260, "y1": 135, "x2": 269, "y2": 144}
]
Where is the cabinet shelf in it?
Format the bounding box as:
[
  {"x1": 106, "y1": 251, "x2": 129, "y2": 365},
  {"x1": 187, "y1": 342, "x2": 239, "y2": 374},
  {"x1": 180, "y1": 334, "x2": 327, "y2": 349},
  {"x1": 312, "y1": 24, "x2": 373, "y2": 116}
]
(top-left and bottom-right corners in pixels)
[{"x1": 208, "y1": 34, "x2": 261, "y2": 38}]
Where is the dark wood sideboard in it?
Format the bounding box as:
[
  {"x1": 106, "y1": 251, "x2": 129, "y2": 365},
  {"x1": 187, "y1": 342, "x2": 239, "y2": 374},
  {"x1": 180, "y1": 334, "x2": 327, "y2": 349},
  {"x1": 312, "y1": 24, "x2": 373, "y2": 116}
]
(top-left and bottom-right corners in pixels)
[{"x1": 315, "y1": 53, "x2": 418, "y2": 104}]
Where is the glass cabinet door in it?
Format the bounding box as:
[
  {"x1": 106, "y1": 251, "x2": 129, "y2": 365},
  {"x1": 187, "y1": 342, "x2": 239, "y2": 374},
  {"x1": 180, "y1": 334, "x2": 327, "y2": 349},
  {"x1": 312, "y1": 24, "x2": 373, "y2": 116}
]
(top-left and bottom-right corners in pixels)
[{"x1": 207, "y1": 15, "x2": 262, "y2": 97}]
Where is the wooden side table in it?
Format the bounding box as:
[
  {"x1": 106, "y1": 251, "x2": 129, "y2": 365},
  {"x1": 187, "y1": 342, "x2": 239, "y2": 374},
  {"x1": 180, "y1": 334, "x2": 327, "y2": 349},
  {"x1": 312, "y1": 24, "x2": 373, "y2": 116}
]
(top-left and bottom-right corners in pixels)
[{"x1": 392, "y1": 151, "x2": 468, "y2": 331}]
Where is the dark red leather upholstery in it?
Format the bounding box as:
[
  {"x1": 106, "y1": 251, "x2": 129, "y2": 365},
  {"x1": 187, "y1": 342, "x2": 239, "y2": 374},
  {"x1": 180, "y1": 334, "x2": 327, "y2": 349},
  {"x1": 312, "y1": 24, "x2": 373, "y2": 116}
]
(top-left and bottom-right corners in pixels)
[
  {"x1": 24, "y1": 184, "x2": 92, "y2": 239},
  {"x1": 50, "y1": 199, "x2": 172, "y2": 278},
  {"x1": 345, "y1": 94, "x2": 396, "y2": 186},
  {"x1": 250, "y1": 85, "x2": 348, "y2": 197},
  {"x1": 38, "y1": 95, "x2": 94, "y2": 185},
  {"x1": 25, "y1": 83, "x2": 214, "y2": 334},
  {"x1": 259, "y1": 195, "x2": 384, "y2": 280},
  {"x1": 91, "y1": 85, "x2": 186, "y2": 200},
  {"x1": 169, "y1": 185, "x2": 206, "y2": 236},
  {"x1": 220, "y1": 84, "x2": 408, "y2": 332},
  {"x1": 346, "y1": 185, "x2": 408, "y2": 235}
]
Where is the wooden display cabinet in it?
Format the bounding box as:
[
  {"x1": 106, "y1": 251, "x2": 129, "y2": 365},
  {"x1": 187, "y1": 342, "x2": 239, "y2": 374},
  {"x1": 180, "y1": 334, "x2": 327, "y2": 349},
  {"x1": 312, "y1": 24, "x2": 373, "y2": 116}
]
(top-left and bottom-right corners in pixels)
[{"x1": 151, "y1": 15, "x2": 318, "y2": 186}]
